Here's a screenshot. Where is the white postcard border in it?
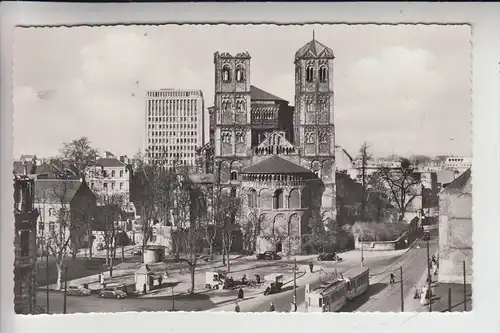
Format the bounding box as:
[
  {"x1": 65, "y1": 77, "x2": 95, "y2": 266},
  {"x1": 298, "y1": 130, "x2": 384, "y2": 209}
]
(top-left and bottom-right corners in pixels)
[{"x1": 1, "y1": 2, "x2": 499, "y2": 333}]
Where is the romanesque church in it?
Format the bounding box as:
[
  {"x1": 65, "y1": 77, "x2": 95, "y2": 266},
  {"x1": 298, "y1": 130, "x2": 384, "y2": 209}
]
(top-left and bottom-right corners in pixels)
[{"x1": 196, "y1": 37, "x2": 337, "y2": 254}]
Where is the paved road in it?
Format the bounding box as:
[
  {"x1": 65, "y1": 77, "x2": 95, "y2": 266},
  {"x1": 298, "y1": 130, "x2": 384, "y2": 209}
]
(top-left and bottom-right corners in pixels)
[
  {"x1": 238, "y1": 254, "x2": 403, "y2": 312},
  {"x1": 345, "y1": 238, "x2": 438, "y2": 312}
]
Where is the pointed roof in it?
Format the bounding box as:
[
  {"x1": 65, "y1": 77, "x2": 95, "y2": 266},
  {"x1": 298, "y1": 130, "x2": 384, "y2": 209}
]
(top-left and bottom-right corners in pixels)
[
  {"x1": 250, "y1": 85, "x2": 286, "y2": 102},
  {"x1": 295, "y1": 39, "x2": 335, "y2": 61},
  {"x1": 241, "y1": 155, "x2": 312, "y2": 174},
  {"x1": 34, "y1": 179, "x2": 85, "y2": 204},
  {"x1": 441, "y1": 168, "x2": 471, "y2": 194}
]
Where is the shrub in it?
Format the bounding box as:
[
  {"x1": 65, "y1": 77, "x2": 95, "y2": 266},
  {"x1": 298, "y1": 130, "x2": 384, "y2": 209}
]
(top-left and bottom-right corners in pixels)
[{"x1": 350, "y1": 221, "x2": 409, "y2": 242}]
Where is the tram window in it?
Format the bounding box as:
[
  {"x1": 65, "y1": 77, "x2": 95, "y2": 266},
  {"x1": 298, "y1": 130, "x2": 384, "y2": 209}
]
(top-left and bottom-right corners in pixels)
[
  {"x1": 346, "y1": 282, "x2": 351, "y2": 291},
  {"x1": 318, "y1": 298, "x2": 323, "y2": 307}
]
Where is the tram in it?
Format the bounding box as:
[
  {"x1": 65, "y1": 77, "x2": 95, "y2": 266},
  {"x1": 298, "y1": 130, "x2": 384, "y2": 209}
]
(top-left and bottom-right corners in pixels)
[
  {"x1": 305, "y1": 267, "x2": 370, "y2": 312},
  {"x1": 342, "y1": 266, "x2": 370, "y2": 300}
]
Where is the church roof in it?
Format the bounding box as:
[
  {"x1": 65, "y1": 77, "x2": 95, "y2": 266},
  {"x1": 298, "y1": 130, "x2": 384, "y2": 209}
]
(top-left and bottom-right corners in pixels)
[
  {"x1": 241, "y1": 155, "x2": 312, "y2": 174},
  {"x1": 295, "y1": 38, "x2": 335, "y2": 61},
  {"x1": 250, "y1": 85, "x2": 287, "y2": 102}
]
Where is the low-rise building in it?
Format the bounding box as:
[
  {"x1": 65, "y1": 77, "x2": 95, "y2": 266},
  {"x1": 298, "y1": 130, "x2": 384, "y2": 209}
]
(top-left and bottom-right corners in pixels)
[
  {"x1": 438, "y1": 168, "x2": 472, "y2": 284},
  {"x1": 34, "y1": 179, "x2": 97, "y2": 254}
]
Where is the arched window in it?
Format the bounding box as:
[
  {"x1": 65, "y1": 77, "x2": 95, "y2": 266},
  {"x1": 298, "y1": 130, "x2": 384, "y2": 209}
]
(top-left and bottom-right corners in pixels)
[
  {"x1": 319, "y1": 132, "x2": 328, "y2": 143},
  {"x1": 306, "y1": 66, "x2": 315, "y2": 82},
  {"x1": 319, "y1": 66, "x2": 328, "y2": 83},
  {"x1": 248, "y1": 189, "x2": 257, "y2": 208},
  {"x1": 236, "y1": 100, "x2": 245, "y2": 113},
  {"x1": 273, "y1": 189, "x2": 284, "y2": 209},
  {"x1": 235, "y1": 66, "x2": 245, "y2": 82},
  {"x1": 222, "y1": 65, "x2": 231, "y2": 82},
  {"x1": 230, "y1": 171, "x2": 238, "y2": 181},
  {"x1": 288, "y1": 189, "x2": 300, "y2": 208}
]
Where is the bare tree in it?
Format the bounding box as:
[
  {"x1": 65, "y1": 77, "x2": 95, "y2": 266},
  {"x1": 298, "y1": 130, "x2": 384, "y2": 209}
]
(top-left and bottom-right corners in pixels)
[
  {"x1": 216, "y1": 190, "x2": 242, "y2": 272},
  {"x1": 203, "y1": 185, "x2": 218, "y2": 261},
  {"x1": 37, "y1": 181, "x2": 84, "y2": 290},
  {"x1": 131, "y1": 151, "x2": 176, "y2": 255},
  {"x1": 95, "y1": 192, "x2": 125, "y2": 268},
  {"x1": 357, "y1": 142, "x2": 372, "y2": 221},
  {"x1": 378, "y1": 158, "x2": 421, "y2": 221},
  {"x1": 171, "y1": 171, "x2": 207, "y2": 293},
  {"x1": 242, "y1": 209, "x2": 260, "y2": 254}
]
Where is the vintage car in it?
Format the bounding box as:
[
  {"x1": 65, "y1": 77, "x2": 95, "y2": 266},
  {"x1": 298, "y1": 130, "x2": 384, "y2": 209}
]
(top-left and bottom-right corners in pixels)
[
  {"x1": 66, "y1": 285, "x2": 91, "y2": 296},
  {"x1": 256, "y1": 251, "x2": 281, "y2": 260},
  {"x1": 317, "y1": 253, "x2": 337, "y2": 261},
  {"x1": 263, "y1": 273, "x2": 284, "y2": 295},
  {"x1": 98, "y1": 284, "x2": 127, "y2": 299}
]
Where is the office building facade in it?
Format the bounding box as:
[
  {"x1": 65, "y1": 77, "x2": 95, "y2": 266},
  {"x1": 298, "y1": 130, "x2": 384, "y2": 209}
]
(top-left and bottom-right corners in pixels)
[{"x1": 145, "y1": 89, "x2": 205, "y2": 167}]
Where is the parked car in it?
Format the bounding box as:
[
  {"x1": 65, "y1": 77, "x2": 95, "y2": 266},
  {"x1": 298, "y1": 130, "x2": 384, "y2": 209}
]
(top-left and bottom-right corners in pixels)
[
  {"x1": 256, "y1": 251, "x2": 281, "y2": 260},
  {"x1": 317, "y1": 253, "x2": 336, "y2": 261},
  {"x1": 98, "y1": 286, "x2": 127, "y2": 299},
  {"x1": 66, "y1": 285, "x2": 91, "y2": 296}
]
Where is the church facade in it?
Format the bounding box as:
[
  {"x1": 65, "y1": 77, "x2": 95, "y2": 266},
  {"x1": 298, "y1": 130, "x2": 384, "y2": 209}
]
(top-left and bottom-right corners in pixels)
[{"x1": 201, "y1": 37, "x2": 337, "y2": 254}]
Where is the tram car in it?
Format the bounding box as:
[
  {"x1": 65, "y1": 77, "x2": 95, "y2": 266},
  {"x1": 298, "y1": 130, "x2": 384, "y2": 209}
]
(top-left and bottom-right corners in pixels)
[{"x1": 305, "y1": 267, "x2": 370, "y2": 312}]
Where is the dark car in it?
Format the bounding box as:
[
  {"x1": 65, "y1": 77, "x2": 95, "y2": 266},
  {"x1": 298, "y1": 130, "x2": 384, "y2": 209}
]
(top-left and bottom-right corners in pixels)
[
  {"x1": 422, "y1": 232, "x2": 431, "y2": 241},
  {"x1": 256, "y1": 251, "x2": 281, "y2": 260},
  {"x1": 98, "y1": 285, "x2": 127, "y2": 299},
  {"x1": 317, "y1": 253, "x2": 337, "y2": 261}
]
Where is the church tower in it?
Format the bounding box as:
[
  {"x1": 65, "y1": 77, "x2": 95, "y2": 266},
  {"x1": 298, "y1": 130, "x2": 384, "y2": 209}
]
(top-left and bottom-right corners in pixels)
[
  {"x1": 213, "y1": 51, "x2": 252, "y2": 186},
  {"x1": 294, "y1": 34, "x2": 337, "y2": 221}
]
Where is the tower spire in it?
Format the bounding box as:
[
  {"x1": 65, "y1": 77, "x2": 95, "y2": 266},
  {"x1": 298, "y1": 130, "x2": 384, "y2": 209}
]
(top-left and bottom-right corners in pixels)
[{"x1": 313, "y1": 30, "x2": 315, "y2": 41}]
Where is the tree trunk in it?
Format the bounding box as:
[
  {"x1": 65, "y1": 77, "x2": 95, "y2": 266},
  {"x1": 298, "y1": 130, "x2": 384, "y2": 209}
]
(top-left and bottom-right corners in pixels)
[
  {"x1": 226, "y1": 245, "x2": 231, "y2": 272},
  {"x1": 56, "y1": 265, "x2": 63, "y2": 290},
  {"x1": 209, "y1": 242, "x2": 214, "y2": 261},
  {"x1": 106, "y1": 246, "x2": 110, "y2": 266},
  {"x1": 89, "y1": 236, "x2": 93, "y2": 259},
  {"x1": 189, "y1": 264, "x2": 195, "y2": 294},
  {"x1": 222, "y1": 237, "x2": 226, "y2": 265},
  {"x1": 121, "y1": 245, "x2": 125, "y2": 261}
]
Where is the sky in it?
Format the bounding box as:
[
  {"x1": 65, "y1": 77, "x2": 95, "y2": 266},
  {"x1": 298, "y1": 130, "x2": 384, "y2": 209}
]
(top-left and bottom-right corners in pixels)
[{"x1": 13, "y1": 24, "x2": 472, "y2": 159}]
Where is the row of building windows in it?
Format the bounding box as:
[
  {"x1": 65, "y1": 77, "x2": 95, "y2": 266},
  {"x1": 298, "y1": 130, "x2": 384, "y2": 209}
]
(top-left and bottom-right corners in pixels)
[
  {"x1": 148, "y1": 157, "x2": 193, "y2": 165},
  {"x1": 221, "y1": 132, "x2": 246, "y2": 143},
  {"x1": 148, "y1": 117, "x2": 198, "y2": 124},
  {"x1": 305, "y1": 100, "x2": 328, "y2": 113},
  {"x1": 148, "y1": 130, "x2": 198, "y2": 137},
  {"x1": 222, "y1": 65, "x2": 245, "y2": 83},
  {"x1": 221, "y1": 100, "x2": 246, "y2": 113},
  {"x1": 305, "y1": 132, "x2": 329, "y2": 144},
  {"x1": 148, "y1": 144, "x2": 197, "y2": 150},
  {"x1": 147, "y1": 100, "x2": 198, "y2": 113},
  {"x1": 148, "y1": 138, "x2": 198, "y2": 145},
  {"x1": 305, "y1": 65, "x2": 328, "y2": 83},
  {"x1": 148, "y1": 91, "x2": 199, "y2": 98},
  {"x1": 247, "y1": 188, "x2": 301, "y2": 209},
  {"x1": 148, "y1": 123, "x2": 197, "y2": 130},
  {"x1": 90, "y1": 182, "x2": 126, "y2": 190},
  {"x1": 149, "y1": 152, "x2": 196, "y2": 158}
]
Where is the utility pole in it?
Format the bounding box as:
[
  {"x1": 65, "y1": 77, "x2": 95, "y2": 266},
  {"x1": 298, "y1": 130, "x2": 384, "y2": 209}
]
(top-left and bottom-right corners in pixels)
[
  {"x1": 46, "y1": 244, "x2": 49, "y2": 314},
  {"x1": 293, "y1": 257, "x2": 297, "y2": 300},
  {"x1": 400, "y1": 266, "x2": 404, "y2": 312},
  {"x1": 426, "y1": 240, "x2": 432, "y2": 312},
  {"x1": 463, "y1": 261, "x2": 467, "y2": 311},
  {"x1": 63, "y1": 266, "x2": 68, "y2": 314},
  {"x1": 360, "y1": 237, "x2": 364, "y2": 267},
  {"x1": 448, "y1": 287, "x2": 452, "y2": 312},
  {"x1": 172, "y1": 286, "x2": 175, "y2": 311}
]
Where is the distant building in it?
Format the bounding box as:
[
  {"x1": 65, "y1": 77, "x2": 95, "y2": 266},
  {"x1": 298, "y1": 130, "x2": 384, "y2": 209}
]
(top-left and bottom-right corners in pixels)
[
  {"x1": 145, "y1": 89, "x2": 205, "y2": 168},
  {"x1": 86, "y1": 154, "x2": 132, "y2": 206},
  {"x1": 34, "y1": 179, "x2": 97, "y2": 254},
  {"x1": 13, "y1": 170, "x2": 40, "y2": 314},
  {"x1": 438, "y1": 168, "x2": 472, "y2": 284}
]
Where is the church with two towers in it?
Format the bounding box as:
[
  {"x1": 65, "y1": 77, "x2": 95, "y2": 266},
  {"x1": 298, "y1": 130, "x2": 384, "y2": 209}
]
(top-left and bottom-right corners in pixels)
[{"x1": 198, "y1": 36, "x2": 337, "y2": 254}]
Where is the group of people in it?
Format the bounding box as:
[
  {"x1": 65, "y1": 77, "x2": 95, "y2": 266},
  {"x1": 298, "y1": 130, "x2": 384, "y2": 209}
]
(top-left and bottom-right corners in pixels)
[{"x1": 235, "y1": 301, "x2": 279, "y2": 313}]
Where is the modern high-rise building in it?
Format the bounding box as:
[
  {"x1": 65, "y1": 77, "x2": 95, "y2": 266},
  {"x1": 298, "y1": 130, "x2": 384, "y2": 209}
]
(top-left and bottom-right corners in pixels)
[{"x1": 145, "y1": 89, "x2": 205, "y2": 167}]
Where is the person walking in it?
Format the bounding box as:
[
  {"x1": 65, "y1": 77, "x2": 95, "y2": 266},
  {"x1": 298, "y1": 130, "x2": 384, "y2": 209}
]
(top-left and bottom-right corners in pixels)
[
  {"x1": 269, "y1": 301, "x2": 275, "y2": 312},
  {"x1": 234, "y1": 302, "x2": 240, "y2": 313},
  {"x1": 389, "y1": 273, "x2": 396, "y2": 284},
  {"x1": 238, "y1": 287, "x2": 244, "y2": 300},
  {"x1": 309, "y1": 262, "x2": 314, "y2": 273}
]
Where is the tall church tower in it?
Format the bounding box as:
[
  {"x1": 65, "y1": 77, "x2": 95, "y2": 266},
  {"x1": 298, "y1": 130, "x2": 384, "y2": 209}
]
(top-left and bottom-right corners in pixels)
[
  {"x1": 213, "y1": 51, "x2": 252, "y2": 186},
  {"x1": 294, "y1": 35, "x2": 337, "y2": 221}
]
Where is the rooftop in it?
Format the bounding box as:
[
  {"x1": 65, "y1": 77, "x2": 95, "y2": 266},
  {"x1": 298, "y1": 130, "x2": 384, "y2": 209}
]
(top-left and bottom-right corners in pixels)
[
  {"x1": 241, "y1": 155, "x2": 312, "y2": 174},
  {"x1": 250, "y1": 85, "x2": 287, "y2": 102},
  {"x1": 295, "y1": 37, "x2": 335, "y2": 61},
  {"x1": 96, "y1": 158, "x2": 126, "y2": 168},
  {"x1": 34, "y1": 179, "x2": 84, "y2": 204},
  {"x1": 442, "y1": 168, "x2": 471, "y2": 194}
]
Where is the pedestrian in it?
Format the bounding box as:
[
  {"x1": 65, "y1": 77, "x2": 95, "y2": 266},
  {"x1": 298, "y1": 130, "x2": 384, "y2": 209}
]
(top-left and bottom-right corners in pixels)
[
  {"x1": 158, "y1": 276, "x2": 163, "y2": 286},
  {"x1": 143, "y1": 283, "x2": 147, "y2": 295},
  {"x1": 238, "y1": 287, "x2": 244, "y2": 300},
  {"x1": 309, "y1": 262, "x2": 314, "y2": 273},
  {"x1": 389, "y1": 273, "x2": 396, "y2": 284},
  {"x1": 234, "y1": 302, "x2": 240, "y2": 313},
  {"x1": 426, "y1": 274, "x2": 432, "y2": 284},
  {"x1": 241, "y1": 274, "x2": 247, "y2": 285},
  {"x1": 269, "y1": 301, "x2": 275, "y2": 312},
  {"x1": 255, "y1": 274, "x2": 261, "y2": 284},
  {"x1": 413, "y1": 286, "x2": 420, "y2": 299},
  {"x1": 432, "y1": 263, "x2": 438, "y2": 276}
]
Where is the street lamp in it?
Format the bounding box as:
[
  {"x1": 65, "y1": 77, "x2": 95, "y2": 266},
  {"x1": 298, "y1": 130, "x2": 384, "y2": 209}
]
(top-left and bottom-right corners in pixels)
[{"x1": 360, "y1": 237, "x2": 364, "y2": 267}]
